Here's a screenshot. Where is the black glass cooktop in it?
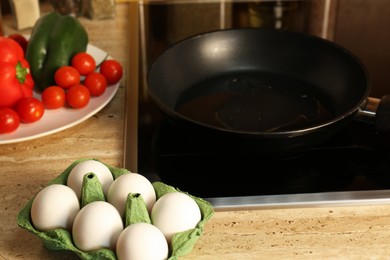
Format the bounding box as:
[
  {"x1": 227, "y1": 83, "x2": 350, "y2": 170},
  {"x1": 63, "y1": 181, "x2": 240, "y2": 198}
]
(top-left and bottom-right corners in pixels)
[{"x1": 138, "y1": 108, "x2": 390, "y2": 199}]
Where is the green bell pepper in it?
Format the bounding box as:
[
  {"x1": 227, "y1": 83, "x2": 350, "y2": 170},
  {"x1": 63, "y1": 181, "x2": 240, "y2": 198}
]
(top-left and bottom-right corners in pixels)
[{"x1": 25, "y1": 11, "x2": 88, "y2": 92}]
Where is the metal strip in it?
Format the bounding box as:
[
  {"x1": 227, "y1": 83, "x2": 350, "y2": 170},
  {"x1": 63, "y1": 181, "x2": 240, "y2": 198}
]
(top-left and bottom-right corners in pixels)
[
  {"x1": 206, "y1": 190, "x2": 390, "y2": 211},
  {"x1": 123, "y1": 1, "x2": 140, "y2": 172}
]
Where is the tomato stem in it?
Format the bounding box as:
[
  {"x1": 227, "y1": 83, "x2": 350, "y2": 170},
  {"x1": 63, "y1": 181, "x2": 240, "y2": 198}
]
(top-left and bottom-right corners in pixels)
[{"x1": 15, "y1": 61, "x2": 28, "y2": 84}]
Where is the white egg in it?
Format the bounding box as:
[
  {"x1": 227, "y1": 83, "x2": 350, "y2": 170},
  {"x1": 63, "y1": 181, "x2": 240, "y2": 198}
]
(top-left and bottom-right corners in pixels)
[
  {"x1": 116, "y1": 222, "x2": 169, "y2": 260},
  {"x1": 107, "y1": 173, "x2": 156, "y2": 217},
  {"x1": 151, "y1": 191, "x2": 201, "y2": 243},
  {"x1": 72, "y1": 201, "x2": 124, "y2": 251},
  {"x1": 67, "y1": 159, "x2": 114, "y2": 199},
  {"x1": 31, "y1": 184, "x2": 80, "y2": 232}
]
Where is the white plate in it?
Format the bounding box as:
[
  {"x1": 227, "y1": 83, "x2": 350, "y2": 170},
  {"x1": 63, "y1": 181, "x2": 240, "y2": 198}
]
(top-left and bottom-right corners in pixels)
[{"x1": 0, "y1": 45, "x2": 120, "y2": 145}]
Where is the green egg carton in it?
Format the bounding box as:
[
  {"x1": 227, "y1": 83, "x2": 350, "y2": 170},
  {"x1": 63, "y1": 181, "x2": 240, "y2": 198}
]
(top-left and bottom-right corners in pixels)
[{"x1": 16, "y1": 158, "x2": 214, "y2": 260}]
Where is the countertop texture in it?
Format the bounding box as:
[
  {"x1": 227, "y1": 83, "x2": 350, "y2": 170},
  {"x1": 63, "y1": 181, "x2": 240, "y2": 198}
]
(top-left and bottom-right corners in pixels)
[{"x1": 1, "y1": 2, "x2": 390, "y2": 259}]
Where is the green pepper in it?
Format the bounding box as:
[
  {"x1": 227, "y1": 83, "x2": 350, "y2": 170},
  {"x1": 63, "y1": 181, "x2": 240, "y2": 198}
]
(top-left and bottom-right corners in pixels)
[{"x1": 25, "y1": 11, "x2": 88, "y2": 92}]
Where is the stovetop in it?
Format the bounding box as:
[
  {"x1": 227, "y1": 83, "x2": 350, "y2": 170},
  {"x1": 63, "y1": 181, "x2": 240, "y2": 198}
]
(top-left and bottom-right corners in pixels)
[
  {"x1": 123, "y1": 0, "x2": 390, "y2": 209},
  {"x1": 134, "y1": 100, "x2": 390, "y2": 208},
  {"x1": 152, "y1": 120, "x2": 372, "y2": 196}
]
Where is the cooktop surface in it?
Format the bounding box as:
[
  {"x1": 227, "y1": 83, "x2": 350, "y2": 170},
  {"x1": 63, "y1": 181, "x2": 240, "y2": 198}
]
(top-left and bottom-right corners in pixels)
[{"x1": 136, "y1": 100, "x2": 390, "y2": 208}]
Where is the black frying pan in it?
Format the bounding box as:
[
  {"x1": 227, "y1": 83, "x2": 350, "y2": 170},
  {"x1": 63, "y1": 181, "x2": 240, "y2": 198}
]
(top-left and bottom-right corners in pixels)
[{"x1": 147, "y1": 28, "x2": 390, "y2": 154}]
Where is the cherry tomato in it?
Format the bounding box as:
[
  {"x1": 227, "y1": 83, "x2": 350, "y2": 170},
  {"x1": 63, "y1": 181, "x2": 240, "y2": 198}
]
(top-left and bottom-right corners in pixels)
[
  {"x1": 84, "y1": 72, "x2": 107, "y2": 96},
  {"x1": 54, "y1": 66, "x2": 81, "y2": 89},
  {"x1": 66, "y1": 84, "x2": 91, "y2": 109},
  {"x1": 41, "y1": 86, "x2": 66, "y2": 109},
  {"x1": 0, "y1": 107, "x2": 20, "y2": 134},
  {"x1": 8, "y1": 33, "x2": 28, "y2": 54},
  {"x1": 99, "y1": 59, "x2": 123, "y2": 85},
  {"x1": 71, "y1": 52, "x2": 96, "y2": 76},
  {"x1": 15, "y1": 97, "x2": 45, "y2": 123}
]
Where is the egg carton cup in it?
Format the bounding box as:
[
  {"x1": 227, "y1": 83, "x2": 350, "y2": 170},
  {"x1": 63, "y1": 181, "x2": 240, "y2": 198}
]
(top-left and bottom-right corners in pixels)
[{"x1": 17, "y1": 158, "x2": 214, "y2": 260}]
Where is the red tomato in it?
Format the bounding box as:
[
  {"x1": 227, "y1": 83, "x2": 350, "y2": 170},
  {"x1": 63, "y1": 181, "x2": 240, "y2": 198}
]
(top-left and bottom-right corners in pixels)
[
  {"x1": 15, "y1": 97, "x2": 45, "y2": 123},
  {"x1": 54, "y1": 66, "x2": 81, "y2": 89},
  {"x1": 71, "y1": 52, "x2": 96, "y2": 76},
  {"x1": 84, "y1": 72, "x2": 107, "y2": 96},
  {"x1": 8, "y1": 33, "x2": 28, "y2": 54},
  {"x1": 99, "y1": 59, "x2": 123, "y2": 85},
  {"x1": 41, "y1": 86, "x2": 66, "y2": 109},
  {"x1": 66, "y1": 84, "x2": 91, "y2": 109},
  {"x1": 0, "y1": 107, "x2": 20, "y2": 134}
]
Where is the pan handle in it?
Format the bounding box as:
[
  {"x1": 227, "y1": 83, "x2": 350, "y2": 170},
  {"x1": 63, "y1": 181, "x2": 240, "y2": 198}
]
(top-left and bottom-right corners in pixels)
[{"x1": 357, "y1": 95, "x2": 390, "y2": 133}]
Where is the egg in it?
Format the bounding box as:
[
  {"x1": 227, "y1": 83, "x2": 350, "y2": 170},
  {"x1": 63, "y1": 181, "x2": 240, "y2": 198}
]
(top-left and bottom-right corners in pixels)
[
  {"x1": 151, "y1": 191, "x2": 201, "y2": 243},
  {"x1": 107, "y1": 173, "x2": 156, "y2": 217},
  {"x1": 67, "y1": 159, "x2": 114, "y2": 199},
  {"x1": 30, "y1": 184, "x2": 80, "y2": 232},
  {"x1": 72, "y1": 201, "x2": 124, "y2": 251},
  {"x1": 116, "y1": 222, "x2": 169, "y2": 260}
]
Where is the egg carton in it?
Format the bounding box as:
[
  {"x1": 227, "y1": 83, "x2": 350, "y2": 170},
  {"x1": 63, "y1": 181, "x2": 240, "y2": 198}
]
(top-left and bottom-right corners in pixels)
[{"x1": 17, "y1": 158, "x2": 214, "y2": 260}]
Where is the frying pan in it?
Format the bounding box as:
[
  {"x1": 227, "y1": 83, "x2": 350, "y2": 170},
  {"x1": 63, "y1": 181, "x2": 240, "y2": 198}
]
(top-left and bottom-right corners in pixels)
[{"x1": 147, "y1": 28, "x2": 390, "y2": 154}]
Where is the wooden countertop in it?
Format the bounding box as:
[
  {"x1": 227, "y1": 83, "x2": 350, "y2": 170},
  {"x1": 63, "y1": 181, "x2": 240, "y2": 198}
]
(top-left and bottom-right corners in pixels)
[{"x1": 2, "y1": 2, "x2": 390, "y2": 260}]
